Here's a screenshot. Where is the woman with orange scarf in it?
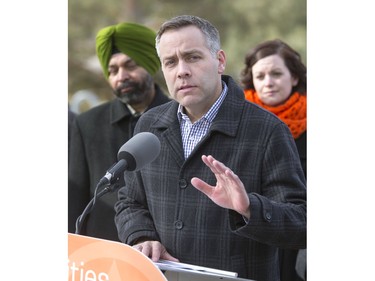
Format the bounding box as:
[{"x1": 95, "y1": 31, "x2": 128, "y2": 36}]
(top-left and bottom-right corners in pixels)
[{"x1": 240, "y1": 39, "x2": 307, "y2": 281}]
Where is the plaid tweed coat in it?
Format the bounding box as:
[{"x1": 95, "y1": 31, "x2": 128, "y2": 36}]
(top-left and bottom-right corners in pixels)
[{"x1": 115, "y1": 75, "x2": 306, "y2": 281}]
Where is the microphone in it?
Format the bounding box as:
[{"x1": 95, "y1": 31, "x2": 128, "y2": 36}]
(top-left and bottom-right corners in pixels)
[{"x1": 100, "y1": 132, "x2": 161, "y2": 185}]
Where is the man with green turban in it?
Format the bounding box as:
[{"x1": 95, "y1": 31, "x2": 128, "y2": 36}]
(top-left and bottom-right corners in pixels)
[{"x1": 68, "y1": 22, "x2": 170, "y2": 241}]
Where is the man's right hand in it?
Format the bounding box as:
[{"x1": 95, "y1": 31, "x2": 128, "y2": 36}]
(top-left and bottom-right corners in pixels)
[{"x1": 132, "y1": 240, "x2": 179, "y2": 262}]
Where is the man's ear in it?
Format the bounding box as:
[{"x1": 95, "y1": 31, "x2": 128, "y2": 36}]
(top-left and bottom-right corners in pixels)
[{"x1": 217, "y1": 50, "x2": 226, "y2": 74}]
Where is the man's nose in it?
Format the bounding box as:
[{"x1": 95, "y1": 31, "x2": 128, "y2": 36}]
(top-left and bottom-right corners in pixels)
[
  {"x1": 177, "y1": 62, "x2": 191, "y2": 79},
  {"x1": 117, "y1": 68, "x2": 131, "y2": 81}
]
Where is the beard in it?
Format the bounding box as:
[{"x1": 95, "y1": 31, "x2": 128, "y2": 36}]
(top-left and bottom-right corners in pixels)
[{"x1": 114, "y1": 74, "x2": 154, "y2": 105}]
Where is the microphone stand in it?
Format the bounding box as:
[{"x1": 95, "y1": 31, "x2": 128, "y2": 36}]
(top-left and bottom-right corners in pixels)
[{"x1": 75, "y1": 177, "x2": 121, "y2": 235}]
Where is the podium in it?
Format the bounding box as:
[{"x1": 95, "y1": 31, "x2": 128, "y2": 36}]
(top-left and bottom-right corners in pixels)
[
  {"x1": 68, "y1": 233, "x2": 254, "y2": 281},
  {"x1": 68, "y1": 233, "x2": 166, "y2": 281}
]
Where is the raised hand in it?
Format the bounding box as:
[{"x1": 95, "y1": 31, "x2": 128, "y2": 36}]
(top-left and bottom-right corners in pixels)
[{"x1": 191, "y1": 155, "x2": 250, "y2": 219}]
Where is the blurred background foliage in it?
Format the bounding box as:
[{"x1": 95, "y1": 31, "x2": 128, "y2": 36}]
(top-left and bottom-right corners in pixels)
[{"x1": 68, "y1": 0, "x2": 306, "y2": 113}]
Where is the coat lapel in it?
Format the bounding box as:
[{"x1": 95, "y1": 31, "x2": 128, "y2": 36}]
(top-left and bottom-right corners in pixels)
[{"x1": 152, "y1": 101, "x2": 186, "y2": 166}]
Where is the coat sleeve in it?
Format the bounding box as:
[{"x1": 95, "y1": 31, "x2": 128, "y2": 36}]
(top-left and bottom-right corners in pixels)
[
  {"x1": 114, "y1": 170, "x2": 160, "y2": 245},
  {"x1": 229, "y1": 122, "x2": 307, "y2": 249}
]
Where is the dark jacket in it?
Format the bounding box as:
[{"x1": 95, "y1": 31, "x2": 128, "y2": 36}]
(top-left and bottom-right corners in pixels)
[
  {"x1": 295, "y1": 131, "x2": 306, "y2": 177},
  {"x1": 279, "y1": 131, "x2": 307, "y2": 281},
  {"x1": 68, "y1": 85, "x2": 170, "y2": 241},
  {"x1": 115, "y1": 76, "x2": 306, "y2": 281}
]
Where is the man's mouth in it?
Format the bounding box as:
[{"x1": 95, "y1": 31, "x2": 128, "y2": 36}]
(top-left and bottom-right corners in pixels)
[
  {"x1": 118, "y1": 82, "x2": 135, "y2": 93},
  {"x1": 178, "y1": 85, "x2": 194, "y2": 91}
]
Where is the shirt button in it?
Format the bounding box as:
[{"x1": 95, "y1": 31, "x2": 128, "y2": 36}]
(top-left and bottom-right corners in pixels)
[
  {"x1": 174, "y1": 220, "x2": 184, "y2": 230},
  {"x1": 179, "y1": 179, "x2": 188, "y2": 189}
]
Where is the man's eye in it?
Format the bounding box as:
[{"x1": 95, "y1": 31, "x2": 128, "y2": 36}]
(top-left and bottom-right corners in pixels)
[
  {"x1": 108, "y1": 68, "x2": 118, "y2": 75},
  {"x1": 126, "y1": 62, "x2": 138, "y2": 69},
  {"x1": 187, "y1": 55, "x2": 200, "y2": 62},
  {"x1": 164, "y1": 60, "x2": 175, "y2": 67}
]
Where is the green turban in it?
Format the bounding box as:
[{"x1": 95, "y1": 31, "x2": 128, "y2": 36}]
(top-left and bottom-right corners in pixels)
[{"x1": 96, "y1": 22, "x2": 160, "y2": 78}]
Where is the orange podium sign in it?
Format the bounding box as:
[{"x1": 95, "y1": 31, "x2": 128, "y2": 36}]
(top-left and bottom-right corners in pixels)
[{"x1": 68, "y1": 233, "x2": 167, "y2": 281}]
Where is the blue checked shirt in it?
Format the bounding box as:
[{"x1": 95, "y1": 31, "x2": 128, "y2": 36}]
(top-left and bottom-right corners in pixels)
[{"x1": 178, "y1": 82, "x2": 228, "y2": 159}]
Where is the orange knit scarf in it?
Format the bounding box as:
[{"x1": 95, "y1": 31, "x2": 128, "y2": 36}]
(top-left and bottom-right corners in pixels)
[{"x1": 244, "y1": 89, "x2": 307, "y2": 139}]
